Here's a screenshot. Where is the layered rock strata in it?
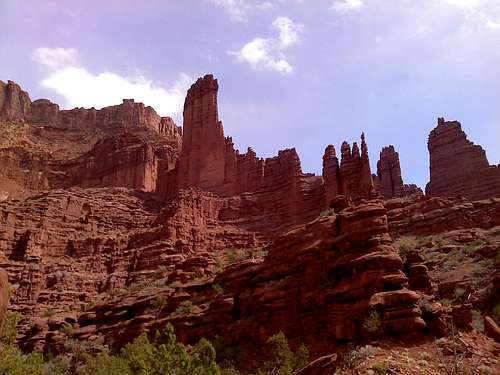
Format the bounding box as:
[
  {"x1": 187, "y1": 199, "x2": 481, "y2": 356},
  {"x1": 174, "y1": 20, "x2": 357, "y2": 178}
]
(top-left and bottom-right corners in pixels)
[
  {"x1": 385, "y1": 195, "x2": 500, "y2": 235},
  {"x1": 69, "y1": 201, "x2": 425, "y2": 357},
  {"x1": 0, "y1": 80, "x2": 182, "y2": 197},
  {"x1": 426, "y1": 118, "x2": 500, "y2": 200}
]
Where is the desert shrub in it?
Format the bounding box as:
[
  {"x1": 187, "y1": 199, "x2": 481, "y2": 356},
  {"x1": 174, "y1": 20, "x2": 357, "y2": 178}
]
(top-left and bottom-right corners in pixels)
[
  {"x1": 172, "y1": 300, "x2": 196, "y2": 317},
  {"x1": 1, "y1": 311, "x2": 21, "y2": 346},
  {"x1": 157, "y1": 265, "x2": 168, "y2": 278},
  {"x1": 440, "y1": 298, "x2": 452, "y2": 307},
  {"x1": 319, "y1": 208, "x2": 335, "y2": 217},
  {"x1": 226, "y1": 248, "x2": 250, "y2": 264},
  {"x1": 471, "y1": 310, "x2": 484, "y2": 332},
  {"x1": 398, "y1": 243, "x2": 412, "y2": 254},
  {"x1": 293, "y1": 343, "x2": 309, "y2": 370},
  {"x1": 76, "y1": 351, "x2": 131, "y2": 375},
  {"x1": 59, "y1": 323, "x2": 74, "y2": 337},
  {"x1": 454, "y1": 287, "x2": 466, "y2": 301},
  {"x1": 363, "y1": 310, "x2": 382, "y2": 333},
  {"x1": 43, "y1": 355, "x2": 71, "y2": 375},
  {"x1": 251, "y1": 248, "x2": 268, "y2": 259},
  {"x1": 212, "y1": 336, "x2": 246, "y2": 370},
  {"x1": 150, "y1": 296, "x2": 167, "y2": 311},
  {"x1": 42, "y1": 308, "x2": 56, "y2": 318},
  {"x1": 0, "y1": 346, "x2": 44, "y2": 375},
  {"x1": 187, "y1": 338, "x2": 221, "y2": 375},
  {"x1": 212, "y1": 283, "x2": 224, "y2": 295},
  {"x1": 492, "y1": 302, "x2": 500, "y2": 325},
  {"x1": 372, "y1": 361, "x2": 389, "y2": 375},
  {"x1": 340, "y1": 345, "x2": 376, "y2": 372},
  {"x1": 255, "y1": 332, "x2": 309, "y2": 375}
]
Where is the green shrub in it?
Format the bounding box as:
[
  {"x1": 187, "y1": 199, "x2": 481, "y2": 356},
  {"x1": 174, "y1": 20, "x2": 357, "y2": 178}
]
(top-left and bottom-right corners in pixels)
[
  {"x1": 212, "y1": 284, "x2": 223, "y2": 295},
  {"x1": 340, "y1": 345, "x2": 376, "y2": 372},
  {"x1": 1, "y1": 311, "x2": 21, "y2": 346},
  {"x1": 472, "y1": 310, "x2": 484, "y2": 332},
  {"x1": 226, "y1": 248, "x2": 250, "y2": 264},
  {"x1": 454, "y1": 287, "x2": 465, "y2": 301},
  {"x1": 492, "y1": 302, "x2": 500, "y2": 325},
  {"x1": 0, "y1": 346, "x2": 44, "y2": 375},
  {"x1": 172, "y1": 301, "x2": 196, "y2": 317},
  {"x1": 42, "y1": 309, "x2": 56, "y2": 318},
  {"x1": 319, "y1": 208, "x2": 335, "y2": 217},
  {"x1": 150, "y1": 296, "x2": 168, "y2": 311},
  {"x1": 255, "y1": 332, "x2": 309, "y2": 375},
  {"x1": 440, "y1": 298, "x2": 452, "y2": 307},
  {"x1": 363, "y1": 310, "x2": 382, "y2": 333},
  {"x1": 372, "y1": 361, "x2": 389, "y2": 375}
]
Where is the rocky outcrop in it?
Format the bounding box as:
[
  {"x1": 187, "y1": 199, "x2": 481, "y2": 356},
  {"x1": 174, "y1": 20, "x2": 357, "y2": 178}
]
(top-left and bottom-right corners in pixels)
[
  {"x1": 373, "y1": 146, "x2": 404, "y2": 198},
  {"x1": 0, "y1": 81, "x2": 182, "y2": 198},
  {"x1": 0, "y1": 80, "x2": 31, "y2": 121},
  {"x1": 0, "y1": 186, "x2": 270, "y2": 346},
  {"x1": 426, "y1": 118, "x2": 500, "y2": 200},
  {"x1": 173, "y1": 75, "x2": 325, "y2": 227},
  {"x1": 69, "y1": 201, "x2": 425, "y2": 357},
  {"x1": 322, "y1": 134, "x2": 375, "y2": 204},
  {"x1": 385, "y1": 195, "x2": 500, "y2": 235},
  {"x1": 372, "y1": 146, "x2": 423, "y2": 199}
]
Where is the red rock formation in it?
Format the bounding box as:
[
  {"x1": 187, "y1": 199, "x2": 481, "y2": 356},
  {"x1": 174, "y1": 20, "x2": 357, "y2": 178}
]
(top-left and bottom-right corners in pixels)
[
  {"x1": 373, "y1": 146, "x2": 404, "y2": 198},
  {"x1": 322, "y1": 145, "x2": 341, "y2": 205},
  {"x1": 322, "y1": 133, "x2": 374, "y2": 204},
  {"x1": 385, "y1": 195, "x2": 500, "y2": 235},
  {"x1": 173, "y1": 75, "x2": 325, "y2": 227},
  {"x1": 426, "y1": 118, "x2": 500, "y2": 200},
  {"x1": 0, "y1": 81, "x2": 182, "y2": 197},
  {"x1": 0, "y1": 80, "x2": 31, "y2": 121},
  {"x1": 69, "y1": 201, "x2": 426, "y2": 358},
  {"x1": 372, "y1": 145, "x2": 423, "y2": 199}
]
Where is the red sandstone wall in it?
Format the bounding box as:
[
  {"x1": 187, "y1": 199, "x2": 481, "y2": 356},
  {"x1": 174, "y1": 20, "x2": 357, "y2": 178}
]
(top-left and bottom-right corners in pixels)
[
  {"x1": 0, "y1": 80, "x2": 182, "y2": 196},
  {"x1": 426, "y1": 118, "x2": 500, "y2": 200}
]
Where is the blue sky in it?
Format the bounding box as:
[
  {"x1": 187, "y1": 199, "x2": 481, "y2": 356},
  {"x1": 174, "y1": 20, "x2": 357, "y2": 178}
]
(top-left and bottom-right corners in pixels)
[{"x1": 1, "y1": 0, "x2": 499, "y2": 188}]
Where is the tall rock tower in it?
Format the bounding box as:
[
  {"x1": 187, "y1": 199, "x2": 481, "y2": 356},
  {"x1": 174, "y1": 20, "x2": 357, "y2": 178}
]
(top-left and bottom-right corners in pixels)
[{"x1": 177, "y1": 75, "x2": 226, "y2": 190}]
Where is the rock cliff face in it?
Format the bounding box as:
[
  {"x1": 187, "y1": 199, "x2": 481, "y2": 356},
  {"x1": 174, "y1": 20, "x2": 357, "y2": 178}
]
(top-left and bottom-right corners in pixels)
[
  {"x1": 71, "y1": 201, "x2": 425, "y2": 356},
  {"x1": 174, "y1": 75, "x2": 325, "y2": 228},
  {"x1": 426, "y1": 118, "x2": 500, "y2": 200},
  {"x1": 372, "y1": 146, "x2": 423, "y2": 199},
  {"x1": 322, "y1": 134, "x2": 375, "y2": 204},
  {"x1": 0, "y1": 80, "x2": 182, "y2": 198},
  {"x1": 0, "y1": 80, "x2": 31, "y2": 121},
  {"x1": 1, "y1": 74, "x2": 500, "y2": 370}
]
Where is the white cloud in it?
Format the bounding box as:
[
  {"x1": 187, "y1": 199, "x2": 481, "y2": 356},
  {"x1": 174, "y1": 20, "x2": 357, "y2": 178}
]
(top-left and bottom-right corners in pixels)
[
  {"x1": 33, "y1": 47, "x2": 79, "y2": 70},
  {"x1": 32, "y1": 47, "x2": 191, "y2": 117},
  {"x1": 229, "y1": 16, "x2": 303, "y2": 74},
  {"x1": 208, "y1": 0, "x2": 247, "y2": 22},
  {"x1": 208, "y1": 0, "x2": 277, "y2": 22},
  {"x1": 441, "y1": 0, "x2": 481, "y2": 9},
  {"x1": 332, "y1": 0, "x2": 364, "y2": 13},
  {"x1": 273, "y1": 16, "x2": 304, "y2": 47},
  {"x1": 486, "y1": 19, "x2": 500, "y2": 29}
]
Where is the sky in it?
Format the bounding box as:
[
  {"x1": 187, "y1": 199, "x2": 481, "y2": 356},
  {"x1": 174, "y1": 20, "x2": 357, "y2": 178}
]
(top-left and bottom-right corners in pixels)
[{"x1": 1, "y1": 0, "x2": 499, "y2": 188}]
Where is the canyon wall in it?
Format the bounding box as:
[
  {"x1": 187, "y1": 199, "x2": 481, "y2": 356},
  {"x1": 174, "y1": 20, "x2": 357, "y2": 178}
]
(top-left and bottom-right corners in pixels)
[
  {"x1": 0, "y1": 80, "x2": 182, "y2": 198},
  {"x1": 426, "y1": 118, "x2": 500, "y2": 200}
]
